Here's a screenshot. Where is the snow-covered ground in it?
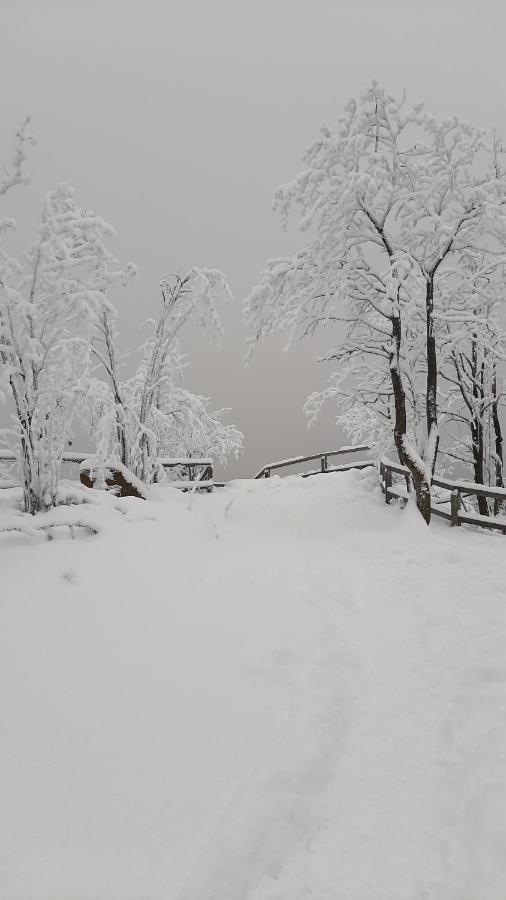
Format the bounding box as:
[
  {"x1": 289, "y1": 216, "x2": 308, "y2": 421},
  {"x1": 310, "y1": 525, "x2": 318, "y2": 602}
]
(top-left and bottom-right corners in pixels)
[{"x1": 2, "y1": 470, "x2": 506, "y2": 900}]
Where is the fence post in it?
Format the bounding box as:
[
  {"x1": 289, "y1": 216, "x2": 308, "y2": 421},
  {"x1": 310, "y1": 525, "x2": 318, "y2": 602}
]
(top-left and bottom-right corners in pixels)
[
  {"x1": 384, "y1": 466, "x2": 392, "y2": 504},
  {"x1": 321, "y1": 455, "x2": 328, "y2": 473},
  {"x1": 451, "y1": 489, "x2": 461, "y2": 526}
]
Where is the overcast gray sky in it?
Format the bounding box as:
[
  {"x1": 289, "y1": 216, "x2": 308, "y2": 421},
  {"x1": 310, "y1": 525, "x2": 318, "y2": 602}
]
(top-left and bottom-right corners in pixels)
[{"x1": 1, "y1": 0, "x2": 505, "y2": 477}]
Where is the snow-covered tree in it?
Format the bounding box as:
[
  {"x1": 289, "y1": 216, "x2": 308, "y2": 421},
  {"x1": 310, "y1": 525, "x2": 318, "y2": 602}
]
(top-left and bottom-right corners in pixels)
[
  {"x1": 245, "y1": 82, "x2": 506, "y2": 522},
  {"x1": 0, "y1": 162, "x2": 135, "y2": 512},
  {"x1": 86, "y1": 269, "x2": 243, "y2": 482},
  {"x1": 438, "y1": 252, "x2": 506, "y2": 514}
]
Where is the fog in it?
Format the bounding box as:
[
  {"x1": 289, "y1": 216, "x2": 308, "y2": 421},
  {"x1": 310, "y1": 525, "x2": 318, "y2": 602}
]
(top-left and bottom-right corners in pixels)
[{"x1": 1, "y1": 0, "x2": 505, "y2": 477}]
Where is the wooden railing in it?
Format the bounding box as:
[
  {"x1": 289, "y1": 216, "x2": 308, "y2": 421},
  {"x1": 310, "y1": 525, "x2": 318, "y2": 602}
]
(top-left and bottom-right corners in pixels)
[
  {"x1": 157, "y1": 457, "x2": 213, "y2": 485},
  {"x1": 380, "y1": 457, "x2": 506, "y2": 534},
  {"x1": 254, "y1": 445, "x2": 374, "y2": 479},
  {"x1": 0, "y1": 450, "x2": 215, "y2": 490}
]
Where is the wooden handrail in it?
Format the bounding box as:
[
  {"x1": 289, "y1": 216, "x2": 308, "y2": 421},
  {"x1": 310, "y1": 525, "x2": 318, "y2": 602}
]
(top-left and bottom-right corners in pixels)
[
  {"x1": 0, "y1": 451, "x2": 214, "y2": 486},
  {"x1": 380, "y1": 457, "x2": 506, "y2": 534},
  {"x1": 254, "y1": 445, "x2": 372, "y2": 479},
  {"x1": 380, "y1": 456, "x2": 506, "y2": 502},
  {"x1": 0, "y1": 449, "x2": 212, "y2": 468},
  {"x1": 0, "y1": 449, "x2": 96, "y2": 464}
]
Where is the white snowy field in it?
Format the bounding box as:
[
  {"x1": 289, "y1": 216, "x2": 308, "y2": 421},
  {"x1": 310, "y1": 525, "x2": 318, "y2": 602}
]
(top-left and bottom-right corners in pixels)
[{"x1": 2, "y1": 470, "x2": 506, "y2": 900}]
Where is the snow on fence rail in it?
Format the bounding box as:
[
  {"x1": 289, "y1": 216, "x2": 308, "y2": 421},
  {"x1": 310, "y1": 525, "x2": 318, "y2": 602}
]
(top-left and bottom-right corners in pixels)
[
  {"x1": 0, "y1": 451, "x2": 214, "y2": 489},
  {"x1": 156, "y1": 458, "x2": 214, "y2": 489},
  {"x1": 380, "y1": 458, "x2": 506, "y2": 534},
  {"x1": 254, "y1": 445, "x2": 374, "y2": 479}
]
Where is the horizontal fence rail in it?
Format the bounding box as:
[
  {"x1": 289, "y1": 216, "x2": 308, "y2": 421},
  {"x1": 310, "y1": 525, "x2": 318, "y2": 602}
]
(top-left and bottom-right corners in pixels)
[
  {"x1": 254, "y1": 445, "x2": 373, "y2": 479},
  {"x1": 157, "y1": 458, "x2": 214, "y2": 488},
  {"x1": 0, "y1": 451, "x2": 215, "y2": 491},
  {"x1": 380, "y1": 458, "x2": 506, "y2": 534},
  {"x1": 0, "y1": 449, "x2": 104, "y2": 465}
]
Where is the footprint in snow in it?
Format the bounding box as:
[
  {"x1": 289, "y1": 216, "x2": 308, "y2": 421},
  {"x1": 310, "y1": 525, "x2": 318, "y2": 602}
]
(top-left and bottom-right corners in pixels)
[{"x1": 61, "y1": 569, "x2": 78, "y2": 584}]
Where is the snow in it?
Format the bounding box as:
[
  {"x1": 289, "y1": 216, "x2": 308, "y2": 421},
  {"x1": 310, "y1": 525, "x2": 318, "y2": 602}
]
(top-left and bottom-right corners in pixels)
[
  {"x1": 157, "y1": 457, "x2": 213, "y2": 466},
  {"x1": 2, "y1": 469, "x2": 506, "y2": 899}
]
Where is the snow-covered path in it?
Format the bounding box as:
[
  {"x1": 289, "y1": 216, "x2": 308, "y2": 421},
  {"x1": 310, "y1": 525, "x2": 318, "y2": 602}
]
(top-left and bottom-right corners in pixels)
[{"x1": 2, "y1": 471, "x2": 506, "y2": 899}]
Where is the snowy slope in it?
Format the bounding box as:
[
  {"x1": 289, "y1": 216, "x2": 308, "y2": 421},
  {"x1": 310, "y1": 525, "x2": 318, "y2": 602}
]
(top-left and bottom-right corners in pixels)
[{"x1": 2, "y1": 470, "x2": 506, "y2": 900}]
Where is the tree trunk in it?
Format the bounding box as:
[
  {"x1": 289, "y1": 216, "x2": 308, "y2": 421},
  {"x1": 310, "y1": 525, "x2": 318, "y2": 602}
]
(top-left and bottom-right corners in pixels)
[
  {"x1": 9, "y1": 373, "x2": 42, "y2": 514},
  {"x1": 424, "y1": 275, "x2": 439, "y2": 480},
  {"x1": 114, "y1": 400, "x2": 128, "y2": 467},
  {"x1": 21, "y1": 438, "x2": 41, "y2": 514},
  {"x1": 470, "y1": 338, "x2": 489, "y2": 516},
  {"x1": 492, "y1": 370, "x2": 504, "y2": 515},
  {"x1": 389, "y1": 310, "x2": 431, "y2": 523},
  {"x1": 389, "y1": 314, "x2": 407, "y2": 466},
  {"x1": 103, "y1": 315, "x2": 130, "y2": 468},
  {"x1": 471, "y1": 420, "x2": 490, "y2": 516}
]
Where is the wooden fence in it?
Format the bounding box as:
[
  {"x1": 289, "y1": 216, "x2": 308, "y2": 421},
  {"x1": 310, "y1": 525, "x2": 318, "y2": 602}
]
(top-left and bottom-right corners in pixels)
[
  {"x1": 2, "y1": 445, "x2": 374, "y2": 488},
  {"x1": 0, "y1": 450, "x2": 215, "y2": 491},
  {"x1": 254, "y1": 445, "x2": 374, "y2": 479},
  {"x1": 4, "y1": 442, "x2": 506, "y2": 534},
  {"x1": 380, "y1": 457, "x2": 506, "y2": 534},
  {"x1": 156, "y1": 457, "x2": 214, "y2": 487}
]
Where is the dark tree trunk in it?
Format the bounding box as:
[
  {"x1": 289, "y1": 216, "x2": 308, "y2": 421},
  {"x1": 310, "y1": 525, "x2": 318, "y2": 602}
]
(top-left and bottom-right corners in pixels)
[
  {"x1": 114, "y1": 400, "x2": 128, "y2": 467},
  {"x1": 389, "y1": 314, "x2": 407, "y2": 466},
  {"x1": 471, "y1": 420, "x2": 490, "y2": 516},
  {"x1": 424, "y1": 275, "x2": 439, "y2": 479},
  {"x1": 389, "y1": 310, "x2": 431, "y2": 523},
  {"x1": 492, "y1": 370, "x2": 504, "y2": 515},
  {"x1": 470, "y1": 338, "x2": 489, "y2": 516}
]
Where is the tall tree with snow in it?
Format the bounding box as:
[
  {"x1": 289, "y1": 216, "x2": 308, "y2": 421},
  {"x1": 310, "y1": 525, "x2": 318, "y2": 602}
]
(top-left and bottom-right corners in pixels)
[
  {"x1": 0, "y1": 121, "x2": 135, "y2": 512},
  {"x1": 86, "y1": 269, "x2": 243, "y2": 482},
  {"x1": 245, "y1": 83, "x2": 506, "y2": 522},
  {"x1": 438, "y1": 254, "x2": 506, "y2": 514}
]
